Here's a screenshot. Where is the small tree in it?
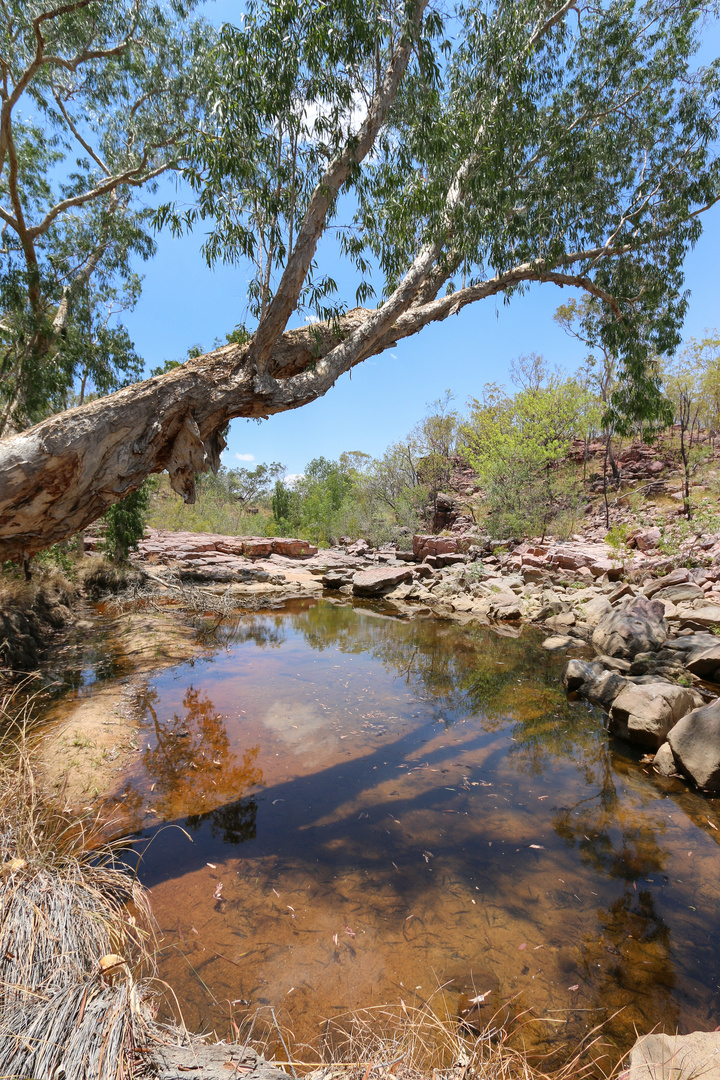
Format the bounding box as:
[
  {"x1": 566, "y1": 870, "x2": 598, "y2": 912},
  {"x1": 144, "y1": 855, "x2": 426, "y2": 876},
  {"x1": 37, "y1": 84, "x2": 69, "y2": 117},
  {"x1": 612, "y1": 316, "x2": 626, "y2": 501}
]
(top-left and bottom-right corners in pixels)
[
  {"x1": 461, "y1": 376, "x2": 600, "y2": 540},
  {"x1": 103, "y1": 482, "x2": 151, "y2": 563}
]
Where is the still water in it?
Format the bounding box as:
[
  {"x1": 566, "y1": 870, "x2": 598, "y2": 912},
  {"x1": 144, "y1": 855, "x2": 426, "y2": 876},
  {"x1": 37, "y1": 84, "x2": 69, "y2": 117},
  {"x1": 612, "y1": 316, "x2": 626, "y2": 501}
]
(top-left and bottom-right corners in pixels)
[{"x1": 94, "y1": 600, "x2": 720, "y2": 1055}]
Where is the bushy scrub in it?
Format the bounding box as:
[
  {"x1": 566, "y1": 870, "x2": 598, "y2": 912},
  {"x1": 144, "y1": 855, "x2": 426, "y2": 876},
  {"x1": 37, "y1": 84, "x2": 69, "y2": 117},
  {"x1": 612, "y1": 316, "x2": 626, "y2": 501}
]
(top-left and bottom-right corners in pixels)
[{"x1": 461, "y1": 377, "x2": 600, "y2": 539}]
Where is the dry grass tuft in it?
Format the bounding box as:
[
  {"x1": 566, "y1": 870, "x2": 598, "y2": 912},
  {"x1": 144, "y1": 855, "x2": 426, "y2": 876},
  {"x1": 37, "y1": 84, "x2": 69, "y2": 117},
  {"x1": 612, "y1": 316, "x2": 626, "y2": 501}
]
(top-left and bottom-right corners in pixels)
[
  {"x1": 0, "y1": 690, "x2": 158, "y2": 1079},
  {"x1": 229, "y1": 994, "x2": 620, "y2": 1080}
]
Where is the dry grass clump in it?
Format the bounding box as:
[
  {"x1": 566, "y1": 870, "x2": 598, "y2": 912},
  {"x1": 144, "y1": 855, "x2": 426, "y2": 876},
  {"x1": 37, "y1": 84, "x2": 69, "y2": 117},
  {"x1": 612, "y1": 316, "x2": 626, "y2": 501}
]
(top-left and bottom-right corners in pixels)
[
  {"x1": 80, "y1": 555, "x2": 143, "y2": 598},
  {"x1": 0, "y1": 692, "x2": 158, "y2": 1080},
  {"x1": 230, "y1": 996, "x2": 618, "y2": 1080}
]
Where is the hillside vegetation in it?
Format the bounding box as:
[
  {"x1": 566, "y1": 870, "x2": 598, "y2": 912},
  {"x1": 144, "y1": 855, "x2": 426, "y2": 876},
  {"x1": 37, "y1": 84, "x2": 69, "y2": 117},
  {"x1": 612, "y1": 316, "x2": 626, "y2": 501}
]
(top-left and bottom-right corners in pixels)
[{"x1": 143, "y1": 334, "x2": 720, "y2": 556}]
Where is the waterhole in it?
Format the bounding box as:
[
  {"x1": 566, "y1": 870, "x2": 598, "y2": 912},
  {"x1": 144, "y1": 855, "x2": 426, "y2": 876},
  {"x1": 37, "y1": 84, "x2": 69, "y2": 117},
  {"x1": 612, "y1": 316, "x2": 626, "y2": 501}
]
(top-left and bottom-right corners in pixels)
[{"x1": 57, "y1": 600, "x2": 720, "y2": 1057}]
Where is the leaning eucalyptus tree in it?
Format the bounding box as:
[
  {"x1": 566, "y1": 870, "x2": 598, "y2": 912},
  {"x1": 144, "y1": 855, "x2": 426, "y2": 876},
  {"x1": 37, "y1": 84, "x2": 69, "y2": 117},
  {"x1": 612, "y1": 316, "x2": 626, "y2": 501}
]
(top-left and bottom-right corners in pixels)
[
  {"x1": 1, "y1": 0, "x2": 719, "y2": 560},
  {"x1": 0, "y1": 0, "x2": 208, "y2": 433}
]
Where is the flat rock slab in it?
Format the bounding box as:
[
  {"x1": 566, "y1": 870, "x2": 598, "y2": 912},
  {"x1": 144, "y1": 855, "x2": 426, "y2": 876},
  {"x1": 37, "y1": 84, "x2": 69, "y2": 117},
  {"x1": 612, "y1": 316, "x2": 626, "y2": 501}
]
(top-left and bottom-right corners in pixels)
[
  {"x1": 678, "y1": 606, "x2": 720, "y2": 631},
  {"x1": 542, "y1": 635, "x2": 576, "y2": 651},
  {"x1": 628, "y1": 1031, "x2": 720, "y2": 1080},
  {"x1": 352, "y1": 566, "x2": 413, "y2": 596},
  {"x1": 653, "y1": 583, "x2": 706, "y2": 603}
]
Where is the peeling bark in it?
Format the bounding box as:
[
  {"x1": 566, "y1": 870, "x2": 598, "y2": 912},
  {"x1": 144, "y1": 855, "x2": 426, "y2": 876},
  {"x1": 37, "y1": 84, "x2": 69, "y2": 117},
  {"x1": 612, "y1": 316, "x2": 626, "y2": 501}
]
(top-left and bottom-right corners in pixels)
[{"x1": 0, "y1": 311, "x2": 367, "y2": 561}]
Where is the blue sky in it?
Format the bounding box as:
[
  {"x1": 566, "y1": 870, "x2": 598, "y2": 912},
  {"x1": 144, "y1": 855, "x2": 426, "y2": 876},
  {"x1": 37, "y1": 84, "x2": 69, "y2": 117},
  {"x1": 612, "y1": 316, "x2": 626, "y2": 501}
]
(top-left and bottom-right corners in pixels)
[{"x1": 122, "y1": 4, "x2": 720, "y2": 478}]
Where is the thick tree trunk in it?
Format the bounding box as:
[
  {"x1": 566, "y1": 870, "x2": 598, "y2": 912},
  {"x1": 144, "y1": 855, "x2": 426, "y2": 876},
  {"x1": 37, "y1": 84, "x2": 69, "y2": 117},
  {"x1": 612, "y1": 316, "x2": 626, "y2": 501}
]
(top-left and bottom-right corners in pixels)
[{"x1": 0, "y1": 309, "x2": 380, "y2": 561}]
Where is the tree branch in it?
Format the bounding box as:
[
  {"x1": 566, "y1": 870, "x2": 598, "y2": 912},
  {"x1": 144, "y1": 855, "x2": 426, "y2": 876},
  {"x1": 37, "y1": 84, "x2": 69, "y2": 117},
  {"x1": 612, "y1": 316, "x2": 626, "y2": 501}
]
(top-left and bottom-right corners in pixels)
[
  {"x1": 247, "y1": 0, "x2": 429, "y2": 372},
  {"x1": 27, "y1": 162, "x2": 171, "y2": 240}
]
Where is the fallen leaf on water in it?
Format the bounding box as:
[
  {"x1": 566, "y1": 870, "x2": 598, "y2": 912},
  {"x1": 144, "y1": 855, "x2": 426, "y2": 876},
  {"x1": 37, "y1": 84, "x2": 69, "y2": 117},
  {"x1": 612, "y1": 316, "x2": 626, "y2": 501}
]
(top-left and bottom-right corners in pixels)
[
  {"x1": 332, "y1": 933, "x2": 339, "y2": 946},
  {"x1": 533, "y1": 944, "x2": 544, "y2": 950},
  {"x1": 707, "y1": 819, "x2": 718, "y2": 831},
  {"x1": 529, "y1": 844, "x2": 544, "y2": 850},
  {"x1": 518, "y1": 943, "x2": 527, "y2": 951},
  {"x1": 468, "y1": 991, "x2": 492, "y2": 1005},
  {"x1": 272, "y1": 799, "x2": 284, "y2": 804},
  {"x1": 207, "y1": 863, "x2": 217, "y2": 869},
  {"x1": 538, "y1": 795, "x2": 548, "y2": 800},
  {"x1": 345, "y1": 925, "x2": 356, "y2": 938},
  {"x1": 568, "y1": 985, "x2": 579, "y2": 992},
  {"x1": 213, "y1": 883, "x2": 223, "y2": 899},
  {"x1": 422, "y1": 851, "x2": 434, "y2": 863}
]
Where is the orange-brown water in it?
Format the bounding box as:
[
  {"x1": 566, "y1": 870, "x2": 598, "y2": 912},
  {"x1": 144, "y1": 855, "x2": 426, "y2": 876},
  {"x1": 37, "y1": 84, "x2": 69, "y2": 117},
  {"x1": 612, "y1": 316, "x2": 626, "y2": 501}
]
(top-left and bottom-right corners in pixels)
[{"x1": 59, "y1": 600, "x2": 720, "y2": 1057}]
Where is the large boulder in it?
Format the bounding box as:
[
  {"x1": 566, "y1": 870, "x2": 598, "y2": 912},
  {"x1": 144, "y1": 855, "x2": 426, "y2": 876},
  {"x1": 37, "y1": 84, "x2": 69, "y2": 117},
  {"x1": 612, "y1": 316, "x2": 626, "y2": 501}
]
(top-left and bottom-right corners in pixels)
[
  {"x1": 667, "y1": 698, "x2": 720, "y2": 793},
  {"x1": 487, "y1": 593, "x2": 523, "y2": 620},
  {"x1": 412, "y1": 534, "x2": 473, "y2": 561},
  {"x1": 628, "y1": 526, "x2": 661, "y2": 551},
  {"x1": 580, "y1": 595, "x2": 612, "y2": 626},
  {"x1": 592, "y1": 597, "x2": 667, "y2": 659},
  {"x1": 271, "y1": 538, "x2": 318, "y2": 557},
  {"x1": 609, "y1": 682, "x2": 696, "y2": 747},
  {"x1": 562, "y1": 659, "x2": 628, "y2": 709},
  {"x1": 352, "y1": 566, "x2": 413, "y2": 596}
]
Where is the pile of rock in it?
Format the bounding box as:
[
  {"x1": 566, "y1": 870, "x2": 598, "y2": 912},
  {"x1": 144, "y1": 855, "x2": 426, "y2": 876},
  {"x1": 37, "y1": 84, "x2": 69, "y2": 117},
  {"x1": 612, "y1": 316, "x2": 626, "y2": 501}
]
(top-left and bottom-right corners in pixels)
[{"x1": 559, "y1": 587, "x2": 720, "y2": 795}]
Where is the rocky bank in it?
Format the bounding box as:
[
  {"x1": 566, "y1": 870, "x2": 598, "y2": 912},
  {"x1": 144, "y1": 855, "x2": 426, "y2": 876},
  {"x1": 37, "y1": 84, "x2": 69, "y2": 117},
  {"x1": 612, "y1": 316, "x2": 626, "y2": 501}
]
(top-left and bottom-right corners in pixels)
[{"x1": 121, "y1": 526, "x2": 720, "y2": 801}]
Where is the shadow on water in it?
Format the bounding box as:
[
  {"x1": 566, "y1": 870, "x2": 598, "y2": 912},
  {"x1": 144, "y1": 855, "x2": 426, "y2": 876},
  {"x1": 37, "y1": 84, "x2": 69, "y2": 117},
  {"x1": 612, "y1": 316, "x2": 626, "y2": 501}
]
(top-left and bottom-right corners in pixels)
[{"x1": 89, "y1": 601, "x2": 720, "y2": 1055}]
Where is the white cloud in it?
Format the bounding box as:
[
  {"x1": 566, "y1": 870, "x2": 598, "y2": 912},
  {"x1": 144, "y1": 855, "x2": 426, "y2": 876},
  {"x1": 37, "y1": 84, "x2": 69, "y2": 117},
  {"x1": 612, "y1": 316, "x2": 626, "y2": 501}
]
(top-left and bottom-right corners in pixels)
[
  {"x1": 235, "y1": 452, "x2": 255, "y2": 462},
  {"x1": 284, "y1": 473, "x2": 304, "y2": 487}
]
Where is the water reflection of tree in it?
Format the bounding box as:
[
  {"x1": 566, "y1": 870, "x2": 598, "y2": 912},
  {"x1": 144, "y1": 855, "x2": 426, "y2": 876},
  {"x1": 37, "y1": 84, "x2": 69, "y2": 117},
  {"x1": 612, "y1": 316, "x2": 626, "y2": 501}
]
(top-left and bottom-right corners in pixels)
[
  {"x1": 551, "y1": 751, "x2": 679, "y2": 1043},
  {"x1": 206, "y1": 614, "x2": 288, "y2": 651},
  {"x1": 186, "y1": 795, "x2": 258, "y2": 845},
  {"x1": 119, "y1": 686, "x2": 264, "y2": 826},
  {"x1": 293, "y1": 604, "x2": 575, "y2": 751}
]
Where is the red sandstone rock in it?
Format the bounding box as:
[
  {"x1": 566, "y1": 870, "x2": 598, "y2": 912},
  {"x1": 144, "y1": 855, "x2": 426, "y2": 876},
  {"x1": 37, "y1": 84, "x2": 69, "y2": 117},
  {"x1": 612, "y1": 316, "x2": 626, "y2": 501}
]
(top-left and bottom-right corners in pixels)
[{"x1": 272, "y1": 539, "x2": 318, "y2": 557}]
